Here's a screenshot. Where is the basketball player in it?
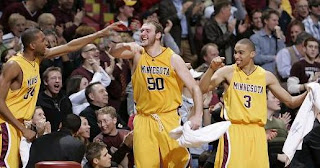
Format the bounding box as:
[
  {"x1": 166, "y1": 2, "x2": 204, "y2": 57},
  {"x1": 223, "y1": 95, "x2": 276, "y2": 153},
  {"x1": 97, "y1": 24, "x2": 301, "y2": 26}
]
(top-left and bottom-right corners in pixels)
[
  {"x1": 199, "y1": 38, "x2": 307, "y2": 168},
  {"x1": 0, "y1": 23, "x2": 120, "y2": 167},
  {"x1": 109, "y1": 20, "x2": 203, "y2": 167}
]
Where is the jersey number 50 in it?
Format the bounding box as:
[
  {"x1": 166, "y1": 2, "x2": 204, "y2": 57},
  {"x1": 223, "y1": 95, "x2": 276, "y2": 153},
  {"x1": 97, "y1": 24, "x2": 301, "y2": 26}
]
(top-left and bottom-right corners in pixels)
[{"x1": 147, "y1": 77, "x2": 164, "y2": 90}]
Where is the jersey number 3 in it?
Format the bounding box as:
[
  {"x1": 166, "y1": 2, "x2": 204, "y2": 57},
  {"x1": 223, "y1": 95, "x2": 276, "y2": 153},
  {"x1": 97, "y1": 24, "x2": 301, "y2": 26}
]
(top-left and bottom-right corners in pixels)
[
  {"x1": 147, "y1": 77, "x2": 164, "y2": 90},
  {"x1": 244, "y1": 95, "x2": 251, "y2": 108}
]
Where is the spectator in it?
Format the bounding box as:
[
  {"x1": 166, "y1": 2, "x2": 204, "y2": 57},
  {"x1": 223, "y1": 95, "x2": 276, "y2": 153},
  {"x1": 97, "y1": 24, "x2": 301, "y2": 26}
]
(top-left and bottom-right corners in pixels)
[
  {"x1": 293, "y1": 0, "x2": 309, "y2": 21},
  {"x1": 288, "y1": 37, "x2": 320, "y2": 94},
  {"x1": 3, "y1": 13, "x2": 26, "y2": 51},
  {"x1": 37, "y1": 67, "x2": 73, "y2": 131},
  {"x1": 76, "y1": 116, "x2": 91, "y2": 166},
  {"x1": 1, "y1": 48, "x2": 17, "y2": 63},
  {"x1": 287, "y1": 20, "x2": 305, "y2": 45},
  {"x1": 267, "y1": 0, "x2": 292, "y2": 35},
  {"x1": 0, "y1": 0, "x2": 47, "y2": 33},
  {"x1": 250, "y1": 9, "x2": 286, "y2": 74},
  {"x1": 84, "y1": 142, "x2": 112, "y2": 168},
  {"x1": 71, "y1": 44, "x2": 112, "y2": 82},
  {"x1": 20, "y1": 106, "x2": 51, "y2": 168},
  {"x1": 67, "y1": 63, "x2": 111, "y2": 115},
  {"x1": 113, "y1": 0, "x2": 137, "y2": 31},
  {"x1": 94, "y1": 106, "x2": 133, "y2": 168},
  {"x1": 276, "y1": 32, "x2": 311, "y2": 80},
  {"x1": 249, "y1": 9, "x2": 263, "y2": 35},
  {"x1": 80, "y1": 82, "x2": 108, "y2": 141},
  {"x1": 196, "y1": 43, "x2": 219, "y2": 73},
  {"x1": 302, "y1": 0, "x2": 320, "y2": 40},
  {"x1": 265, "y1": 90, "x2": 290, "y2": 168},
  {"x1": 37, "y1": 13, "x2": 56, "y2": 31},
  {"x1": 202, "y1": 0, "x2": 237, "y2": 65},
  {"x1": 26, "y1": 114, "x2": 85, "y2": 167}
]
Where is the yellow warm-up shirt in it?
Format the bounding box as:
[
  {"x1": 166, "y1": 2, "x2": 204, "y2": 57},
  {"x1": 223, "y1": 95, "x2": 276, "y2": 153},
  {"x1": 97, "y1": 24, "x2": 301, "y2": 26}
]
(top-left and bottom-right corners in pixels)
[
  {"x1": 132, "y1": 47, "x2": 183, "y2": 114},
  {"x1": 2, "y1": 54, "x2": 41, "y2": 123},
  {"x1": 223, "y1": 64, "x2": 267, "y2": 125}
]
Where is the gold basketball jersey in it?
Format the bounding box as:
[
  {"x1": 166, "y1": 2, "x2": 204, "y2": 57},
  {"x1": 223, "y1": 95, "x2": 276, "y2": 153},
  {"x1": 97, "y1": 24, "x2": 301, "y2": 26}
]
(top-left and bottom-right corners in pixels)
[
  {"x1": 223, "y1": 64, "x2": 267, "y2": 125},
  {"x1": 132, "y1": 47, "x2": 183, "y2": 114},
  {"x1": 2, "y1": 54, "x2": 41, "y2": 123}
]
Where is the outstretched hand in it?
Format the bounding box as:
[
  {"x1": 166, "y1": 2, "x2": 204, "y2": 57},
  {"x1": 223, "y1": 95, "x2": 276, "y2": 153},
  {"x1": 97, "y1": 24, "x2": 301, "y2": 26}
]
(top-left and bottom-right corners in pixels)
[{"x1": 99, "y1": 22, "x2": 124, "y2": 37}]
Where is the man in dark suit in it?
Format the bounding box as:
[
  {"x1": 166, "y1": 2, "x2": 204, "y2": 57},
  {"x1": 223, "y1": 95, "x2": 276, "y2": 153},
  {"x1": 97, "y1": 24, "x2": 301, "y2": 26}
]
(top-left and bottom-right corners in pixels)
[{"x1": 26, "y1": 114, "x2": 85, "y2": 168}]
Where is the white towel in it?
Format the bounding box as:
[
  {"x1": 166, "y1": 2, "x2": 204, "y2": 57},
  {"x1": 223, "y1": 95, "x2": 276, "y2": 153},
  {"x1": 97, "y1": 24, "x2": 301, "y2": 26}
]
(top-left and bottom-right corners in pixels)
[
  {"x1": 169, "y1": 121, "x2": 231, "y2": 148},
  {"x1": 282, "y1": 82, "x2": 320, "y2": 166}
]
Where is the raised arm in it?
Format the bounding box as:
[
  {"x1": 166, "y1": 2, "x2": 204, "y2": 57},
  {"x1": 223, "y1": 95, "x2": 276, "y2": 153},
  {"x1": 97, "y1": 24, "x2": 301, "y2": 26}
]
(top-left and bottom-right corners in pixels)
[
  {"x1": 0, "y1": 61, "x2": 36, "y2": 140},
  {"x1": 109, "y1": 42, "x2": 142, "y2": 59},
  {"x1": 199, "y1": 56, "x2": 227, "y2": 93},
  {"x1": 267, "y1": 71, "x2": 307, "y2": 109},
  {"x1": 45, "y1": 23, "x2": 121, "y2": 59},
  {"x1": 171, "y1": 54, "x2": 202, "y2": 129}
]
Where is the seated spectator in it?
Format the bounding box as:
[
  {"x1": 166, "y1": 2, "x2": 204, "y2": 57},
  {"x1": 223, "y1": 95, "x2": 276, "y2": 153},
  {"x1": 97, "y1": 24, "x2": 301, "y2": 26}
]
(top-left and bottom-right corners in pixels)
[
  {"x1": 3, "y1": 13, "x2": 26, "y2": 52},
  {"x1": 67, "y1": 66, "x2": 111, "y2": 115},
  {"x1": 76, "y1": 116, "x2": 91, "y2": 166},
  {"x1": 84, "y1": 142, "x2": 112, "y2": 168},
  {"x1": 37, "y1": 67, "x2": 72, "y2": 131},
  {"x1": 265, "y1": 90, "x2": 290, "y2": 167},
  {"x1": 286, "y1": 20, "x2": 305, "y2": 46},
  {"x1": 287, "y1": 37, "x2": 320, "y2": 94},
  {"x1": 196, "y1": 43, "x2": 219, "y2": 73},
  {"x1": 26, "y1": 114, "x2": 85, "y2": 167},
  {"x1": 94, "y1": 106, "x2": 133, "y2": 168},
  {"x1": 293, "y1": 0, "x2": 309, "y2": 21},
  {"x1": 20, "y1": 106, "x2": 51, "y2": 168},
  {"x1": 267, "y1": 0, "x2": 292, "y2": 36},
  {"x1": 37, "y1": 13, "x2": 56, "y2": 32},
  {"x1": 276, "y1": 32, "x2": 312, "y2": 81},
  {"x1": 80, "y1": 82, "x2": 108, "y2": 141},
  {"x1": 71, "y1": 44, "x2": 113, "y2": 82},
  {"x1": 0, "y1": 0, "x2": 47, "y2": 33}
]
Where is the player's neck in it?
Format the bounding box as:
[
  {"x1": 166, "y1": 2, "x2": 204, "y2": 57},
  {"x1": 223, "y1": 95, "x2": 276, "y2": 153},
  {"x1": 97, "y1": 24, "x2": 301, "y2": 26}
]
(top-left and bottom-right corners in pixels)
[
  {"x1": 241, "y1": 63, "x2": 256, "y2": 76},
  {"x1": 23, "y1": 50, "x2": 36, "y2": 61},
  {"x1": 144, "y1": 43, "x2": 162, "y2": 57}
]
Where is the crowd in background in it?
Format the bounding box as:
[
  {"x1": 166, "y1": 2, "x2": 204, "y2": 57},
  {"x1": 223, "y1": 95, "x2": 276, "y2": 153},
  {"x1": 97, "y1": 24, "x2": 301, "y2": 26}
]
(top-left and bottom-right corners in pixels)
[{"x1": 0, "y1": 0, "x2": 320, "y2": 167}]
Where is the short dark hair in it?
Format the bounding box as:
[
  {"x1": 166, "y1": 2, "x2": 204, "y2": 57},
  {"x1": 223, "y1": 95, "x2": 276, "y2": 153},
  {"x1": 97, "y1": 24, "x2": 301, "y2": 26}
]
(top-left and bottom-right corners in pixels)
[
  {"x1": 213, "y1": 0, "x2": 231, "y2": 16},
  {"x1": 144, "y1": 20, "x2": 163, "y2": 34},
  {"x1": 261, "y1": 8, "x2": 280, "y2": 26},
  {"x1": 304, "y1": 36, "x2": 319, "y2": 47},
  {"x1": 86, "y1": 142, "x2": 107, "y2": 165},
  {"x1": 249, "y1": 9, "x2": 262, "y2": 21},
  {"x1": 21, "y1": 28, "x2": 42, "y2": 49},
  {"x1": 66, "y1": 75, "x2": 84, "y2": 96},
  {"x1": 85, "y1": 82, "x2": 102, "y2": 103},
  {"x1": 295, "y1": 32, "x2": 312, "y2": 45},
  {"x1": 42, "y1": 66, "x2": 62, "y2": 82},
  {"x1": 236, "y1": 38, "x2": 256, "y2": 51},
  {"x1": 61, "y1": 114, "x2": 81, "y2": 134}
]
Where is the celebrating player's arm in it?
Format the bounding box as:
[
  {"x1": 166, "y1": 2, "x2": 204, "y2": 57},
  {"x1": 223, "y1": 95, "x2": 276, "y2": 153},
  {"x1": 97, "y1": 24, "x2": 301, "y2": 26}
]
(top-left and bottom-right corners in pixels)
[
  {"x1": 0, "y1": 62, "x2": 36, "y2": 141},
  {"x1": 171, "y1": 54, "x2": 202, "y2": 130},
  {"x1": 266, "y1": 71, "x2": 307, "y2": 109},
  {"x1": 109, "y1": 42, "x2": 143, "y2": 71},
  {"x1": 44, "y1": 22, "x2": 122, "y2": 59},
  {"x1": 199, "y1": 56, "x2": 231, "y2": 94}
]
